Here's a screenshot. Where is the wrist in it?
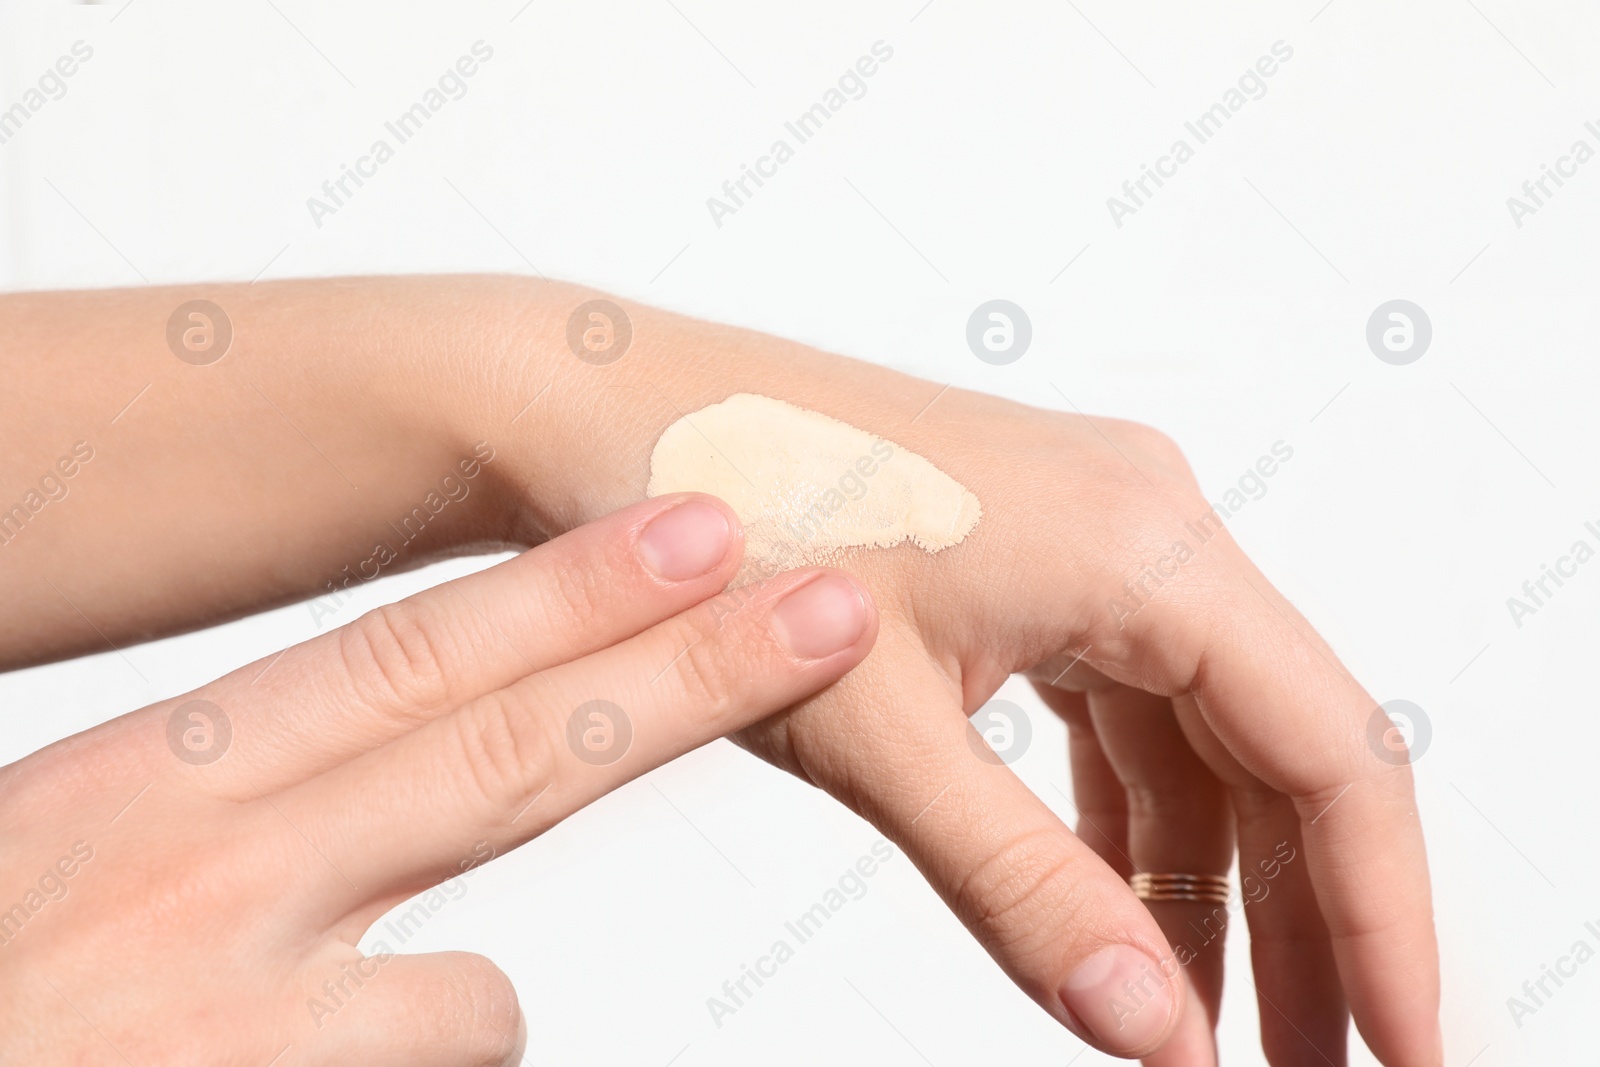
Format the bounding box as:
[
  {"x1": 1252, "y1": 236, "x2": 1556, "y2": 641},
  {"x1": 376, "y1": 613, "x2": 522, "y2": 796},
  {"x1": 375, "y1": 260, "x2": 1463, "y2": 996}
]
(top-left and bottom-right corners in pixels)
[
  {"x1": 450, "y1": 276, "x2": 677, "y2": 544},
  {"x1": 463, "y1": 276, "x2": 941, "y2": 545}
]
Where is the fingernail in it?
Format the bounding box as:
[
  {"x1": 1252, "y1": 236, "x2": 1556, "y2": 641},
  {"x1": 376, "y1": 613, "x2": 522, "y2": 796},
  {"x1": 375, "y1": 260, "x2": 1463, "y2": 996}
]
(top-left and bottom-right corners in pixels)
[
  {"x1": 1059, "y1": 945, "x2": 1176, "y2": 1055},
  {"x1": 770, "y1": 575, "x2": 868, "y2": 659},
  {"x1": 638, "y1": 500, "x2": 732, "y2": 581}
]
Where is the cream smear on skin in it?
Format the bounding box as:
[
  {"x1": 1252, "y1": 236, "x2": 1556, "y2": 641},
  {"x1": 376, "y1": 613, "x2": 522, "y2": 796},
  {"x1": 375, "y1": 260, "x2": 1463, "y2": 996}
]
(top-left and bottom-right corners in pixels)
[{"x1": 646, "y1": 393, "x2": 981, "y2": 576}]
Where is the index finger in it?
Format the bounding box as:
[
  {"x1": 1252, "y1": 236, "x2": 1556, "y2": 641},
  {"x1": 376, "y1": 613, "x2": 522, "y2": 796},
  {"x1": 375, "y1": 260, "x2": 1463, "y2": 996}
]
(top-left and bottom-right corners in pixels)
[
  {"x1": 164, "y1": 493, "x2": 745, "y2": 792},
  {"x1": 277, "y1": 566, "x2": 878, "y2": 912}
]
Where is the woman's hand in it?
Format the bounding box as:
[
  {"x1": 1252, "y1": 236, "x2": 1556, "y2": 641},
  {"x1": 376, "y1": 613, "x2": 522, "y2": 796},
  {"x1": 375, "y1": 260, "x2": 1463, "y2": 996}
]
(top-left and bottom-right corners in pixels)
[
  {"x1": 0, "y1": 276, "x2": 1439, "y2": 1063},
  {"x1": 715, "y1": 401, "x2": 1437, "y2": 1064},
  {"x1": 481, "y1": 284, "x2": 1441, "y2": 1065},
  {"x1": 0, "y1": 495, "x2": 877, "y2": 1065}
]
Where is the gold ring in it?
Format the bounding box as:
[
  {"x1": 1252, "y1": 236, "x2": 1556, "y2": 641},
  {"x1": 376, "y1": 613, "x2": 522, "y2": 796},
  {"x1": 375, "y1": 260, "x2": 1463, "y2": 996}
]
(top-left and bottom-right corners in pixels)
[{"x1": 1130, "y1": 872, "x2": 1230, "y2": 904}]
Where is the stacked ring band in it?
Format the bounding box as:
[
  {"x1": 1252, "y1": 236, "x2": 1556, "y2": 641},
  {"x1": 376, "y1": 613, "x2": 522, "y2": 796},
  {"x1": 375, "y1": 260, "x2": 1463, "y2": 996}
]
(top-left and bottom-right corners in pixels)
[{"x1": 1129, "y1": 872, "x2": 1230, "y2": 904}]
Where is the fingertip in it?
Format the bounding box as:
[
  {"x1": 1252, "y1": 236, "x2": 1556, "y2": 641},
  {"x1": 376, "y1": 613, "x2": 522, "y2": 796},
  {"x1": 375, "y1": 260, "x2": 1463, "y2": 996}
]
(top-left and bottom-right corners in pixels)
[
  {"x1": 1058, "y1": 942, "x2": 1182, "y2": 1058},
  {"x1": 498, "y1": 1011, "x2": 529, "y2": 1067},
  {"x1": 769, "y1": 570, "x2": 876, "y2": 662},
  {"x1": 635, "y1": 493, "x2": 743, "y2": 582}
]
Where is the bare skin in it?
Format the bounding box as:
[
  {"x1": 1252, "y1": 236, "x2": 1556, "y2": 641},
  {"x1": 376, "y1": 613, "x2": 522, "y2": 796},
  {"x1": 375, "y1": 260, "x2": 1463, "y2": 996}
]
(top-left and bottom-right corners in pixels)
[
  {"x1": 0, "y1": 277, "x2": 1441, "y2": 1064},
  {"x1": 0, "y1": 496, "x2": 879, "y2": 1065}
]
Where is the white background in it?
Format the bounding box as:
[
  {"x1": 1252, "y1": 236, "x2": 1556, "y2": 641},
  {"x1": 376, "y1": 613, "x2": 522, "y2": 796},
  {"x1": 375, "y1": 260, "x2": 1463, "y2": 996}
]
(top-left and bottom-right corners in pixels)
[{"x1": 2, "y1": 1, "x2": 1597, "y2": 1063}]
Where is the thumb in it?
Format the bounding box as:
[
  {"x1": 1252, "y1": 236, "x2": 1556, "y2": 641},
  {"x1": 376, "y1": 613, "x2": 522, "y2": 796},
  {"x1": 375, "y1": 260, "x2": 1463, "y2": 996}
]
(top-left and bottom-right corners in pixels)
[{"x1": 300, "y1": 949, "x2": 526, "y2": 1067}]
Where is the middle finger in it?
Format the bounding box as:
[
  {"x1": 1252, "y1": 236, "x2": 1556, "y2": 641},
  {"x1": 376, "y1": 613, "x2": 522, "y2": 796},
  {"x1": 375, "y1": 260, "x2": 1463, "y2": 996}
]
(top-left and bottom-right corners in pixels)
[
  {"x1": 168, "y1": 494, "x2": 745, "y2": 795},
  {"x1": 276, "y1": 566, "x2": 876, "y2": 914}
]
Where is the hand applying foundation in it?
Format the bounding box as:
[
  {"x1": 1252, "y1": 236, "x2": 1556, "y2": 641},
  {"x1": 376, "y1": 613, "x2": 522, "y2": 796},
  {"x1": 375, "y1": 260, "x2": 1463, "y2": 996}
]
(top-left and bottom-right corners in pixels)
[
  {"x1": 0, "y1": 277, "x2": 1440, "y2": 1066},
  {"x1": 0, "y1": 496, "x2": 878, "y2": 1064}
]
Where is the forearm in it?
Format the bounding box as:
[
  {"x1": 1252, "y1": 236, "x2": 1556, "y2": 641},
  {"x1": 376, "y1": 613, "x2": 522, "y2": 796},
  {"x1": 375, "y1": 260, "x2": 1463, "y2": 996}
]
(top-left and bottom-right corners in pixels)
[
  {"x1": 2, "y1": 273, "x2": 997, "y2": 672},
  {"x1": 1, "y1": 276, "x2": 1443, "y2": 1060},
  {"x1": 0, "y1": 278, "x2": 523, "y2": 668}
]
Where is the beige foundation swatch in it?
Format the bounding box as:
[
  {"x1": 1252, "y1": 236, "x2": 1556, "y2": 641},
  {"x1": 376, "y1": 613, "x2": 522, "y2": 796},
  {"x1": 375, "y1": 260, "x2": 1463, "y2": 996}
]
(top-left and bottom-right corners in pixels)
[{"x1": 646, "y1": 393, "x2": 981, "y2": 577}]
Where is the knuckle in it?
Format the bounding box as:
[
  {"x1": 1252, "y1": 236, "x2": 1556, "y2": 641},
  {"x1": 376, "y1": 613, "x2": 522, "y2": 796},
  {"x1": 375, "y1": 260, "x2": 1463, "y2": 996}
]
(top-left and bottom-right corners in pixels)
[
  {"x1": 1230, "y1": 781, "x2": 1290, "y2": 823},
  {"x1": 540, "y1": 552, "x2": 608, "y2": 632},
  {"x1": 451, "y1": 690, "x2": 559, "y2": 817},
  {"x1": 1246, "y1": 927, "x2": 1330, "y2": 953},
  {"x1": 662, "y1": 611, "x2": 749, "y2": 720},
  {"x1": 438, "y1": 953, "x2": 523, "y2": 1066},
  {"x1": 1292, "y1": 759, "x2": 1415, "y2": 833},
  {"x1": 1114, "y1": 420, "x2": 1191, "y2": 471},
  {"x1": 339, "y1": 602, "x2": 452, "y2": 715},
  {"x1": 952, "y1": 829, "x2": 1091, "y2": 962},
  {"x1": 1124, "y1": 783, "x2": 1219, "y2": 822},
  {"x1": 1092, "y1": 420, "x2": 1204, "y2": 505}
]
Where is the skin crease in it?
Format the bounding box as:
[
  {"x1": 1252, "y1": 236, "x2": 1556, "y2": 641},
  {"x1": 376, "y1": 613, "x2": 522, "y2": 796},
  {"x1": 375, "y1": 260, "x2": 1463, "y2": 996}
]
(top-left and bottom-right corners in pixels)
[{"x1": 0, "y1": 276, "x2": 1441, "y2": 1065}]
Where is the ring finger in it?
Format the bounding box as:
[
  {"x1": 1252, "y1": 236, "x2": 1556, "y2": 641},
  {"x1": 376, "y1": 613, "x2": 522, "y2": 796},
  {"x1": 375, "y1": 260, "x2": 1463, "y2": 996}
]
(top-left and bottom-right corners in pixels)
[{"x1": 1086, "y1": 683, "x2": 1233, "y2": 1067}]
